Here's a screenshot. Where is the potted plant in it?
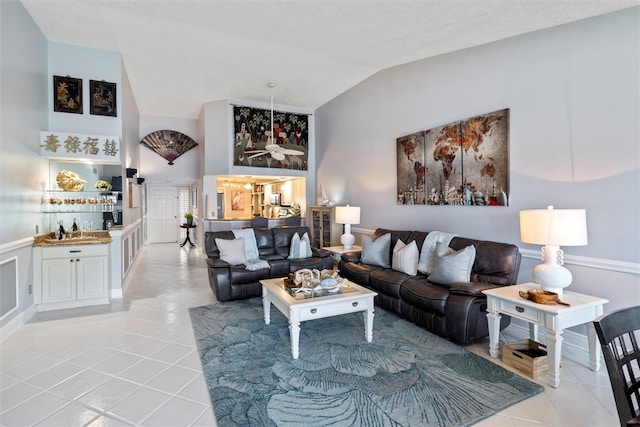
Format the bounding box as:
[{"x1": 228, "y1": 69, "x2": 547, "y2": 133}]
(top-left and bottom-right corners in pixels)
[{"x1": 185, "y1": 212, "x2": 193, "y2": 226}]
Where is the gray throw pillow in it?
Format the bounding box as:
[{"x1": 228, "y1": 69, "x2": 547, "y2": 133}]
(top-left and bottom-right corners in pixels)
[
  {"x1": 428, "y1": 242, "x2": 476, "y2": 285},
  {"x1": 215, "y1": 238, "x2": 247, "y2": 265},
  {"x1": 361, "y1": 233, "x2": 391, "y2": 268}
]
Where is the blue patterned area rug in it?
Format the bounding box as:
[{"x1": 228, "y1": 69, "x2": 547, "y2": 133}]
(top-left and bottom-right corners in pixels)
[{"x1": 189, "y1": 298, "x2": 543, "y2": 427}]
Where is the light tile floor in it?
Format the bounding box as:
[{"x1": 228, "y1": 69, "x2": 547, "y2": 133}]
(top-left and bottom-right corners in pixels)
[{"x1": 0, "y1": 243, "x2": 619, "y2": 426}]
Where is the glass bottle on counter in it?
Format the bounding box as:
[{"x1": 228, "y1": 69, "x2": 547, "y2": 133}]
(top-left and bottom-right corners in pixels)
[
  {"x1": 58, "y1": 220, "x2": 65, "y2": 240},
  {"x1": 72, "y1": 218, "x2": 78, "y2": 232}
]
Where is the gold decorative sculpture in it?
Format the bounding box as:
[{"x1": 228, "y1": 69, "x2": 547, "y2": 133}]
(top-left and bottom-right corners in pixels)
[{"x1": 56, "y1": 170, "x2": 86, "y2": 191}]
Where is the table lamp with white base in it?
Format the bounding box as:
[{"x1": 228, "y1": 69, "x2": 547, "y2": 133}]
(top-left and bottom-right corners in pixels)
[
  {"x1": 519, "y1": 205, "x2": 588, "y2": 298},
  {"x1": 335, "y1": 205, "x2": 360, "y2": 250}
]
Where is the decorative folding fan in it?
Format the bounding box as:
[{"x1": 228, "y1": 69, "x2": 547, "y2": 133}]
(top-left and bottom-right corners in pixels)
[{"x1": 140, "y1": 130, "x2": 198, "y2": 165}]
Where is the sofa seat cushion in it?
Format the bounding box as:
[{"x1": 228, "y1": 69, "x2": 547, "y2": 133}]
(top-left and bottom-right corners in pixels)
[
  {"x1": 369, "y1": 268, "x2": 412, "y2": 299},
  {"x1": 400, "y1": 278, "x2": 450, "y2": 316},
  {"x1": 229, "y1": 265, "x2": 271, "y2": 284}
]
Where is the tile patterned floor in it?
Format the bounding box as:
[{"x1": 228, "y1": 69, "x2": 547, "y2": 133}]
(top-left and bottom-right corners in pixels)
[{"x1": 0, "y1": 243, "x2": 620, "y2": 426}]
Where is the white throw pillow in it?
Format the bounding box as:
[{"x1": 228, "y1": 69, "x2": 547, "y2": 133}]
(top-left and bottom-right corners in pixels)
[
  {"x1": 289, "y1": 232, "x2": 313, "y2": 259},
  {"x1": 392, "y1": 240, "x2": 419, "y2": 276},
  {"x1": 361, "y1": 233, "x2": 391, "y2": 268},
  {"x1": 428, "y1": 242, "x2": 476, "y2": 285},
  {"x1": 215, "y1": 238, "x2": 247, "y2": 265}
]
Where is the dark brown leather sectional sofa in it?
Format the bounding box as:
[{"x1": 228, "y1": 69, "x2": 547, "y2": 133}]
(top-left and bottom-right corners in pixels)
[
  {"x1": 204, "y1": 226, "x2": 333, "y2": 302},
  {"x1": 338, "y1": 228, "x2": 522, "y2": 345}
]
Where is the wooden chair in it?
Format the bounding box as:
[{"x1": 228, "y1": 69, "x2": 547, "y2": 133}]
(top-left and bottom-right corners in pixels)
[
  {"x1": 251, "y1": 216, "x2": 269, "y2": 228},
  {"x1": 593, "y1": 306, "x2": 640, "y2": 426}
]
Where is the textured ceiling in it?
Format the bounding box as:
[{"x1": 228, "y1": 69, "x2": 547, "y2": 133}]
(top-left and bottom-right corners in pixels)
[{"x1": 20, "y1": 1, "x2": 639, "y2": 118}]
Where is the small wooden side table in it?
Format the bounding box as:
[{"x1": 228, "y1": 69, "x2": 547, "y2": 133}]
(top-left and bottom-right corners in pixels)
[
  {"x1": 482, "y1": 283, "x2": 608, "y2": 388},
  {"x1": 180, "y1": 223, "x2": 196, "y2": 247}
]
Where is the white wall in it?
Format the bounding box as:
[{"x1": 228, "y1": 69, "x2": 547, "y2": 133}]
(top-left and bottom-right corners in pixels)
[
  {"x1": 315, "y1": 9, "x2": 640, "y2": 313},
  {"x1": 0, "y1": 0, "x2": 48, "y2": 332},
  {"x1": 138, "y1": 114, "x2": 200, "y2": 185},
  {"x1": 47, "y1": 42, "x2": 122, "y2": 137}
]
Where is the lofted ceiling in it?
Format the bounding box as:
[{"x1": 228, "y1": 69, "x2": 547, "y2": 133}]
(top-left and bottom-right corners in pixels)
[{"x1": 20, "y1": 1, "x2": 639, "y2": 119}]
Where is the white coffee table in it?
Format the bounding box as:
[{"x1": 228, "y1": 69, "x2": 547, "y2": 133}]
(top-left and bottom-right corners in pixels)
[
  {"x1": 483, "y1": 283, "x2": 608, "y2": 388},
  {"x1": 261, "y1": 277, "x2": 377, "y2": 359}
]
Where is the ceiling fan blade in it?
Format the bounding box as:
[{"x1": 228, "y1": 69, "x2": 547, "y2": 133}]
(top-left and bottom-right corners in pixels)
[
  {"x1": 248, "y1": 152, "x2": 267, "y2": 159},
  {"x1": 271, "y1": 152, "x2": 285, "y2": 161},
  {"x1": 264, "y1": 144, "x2": 279, "y2": 151},
  {"x1": 281, "y1": 149, "x2": 304, "y2": 156}
]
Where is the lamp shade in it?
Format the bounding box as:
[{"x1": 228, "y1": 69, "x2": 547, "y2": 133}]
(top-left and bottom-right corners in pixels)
[
  {"x1": 335, "y1": 206, "x2": 360, "y2": 225},
  {"x1": 520, "y1": 206, "x2": 588, "y2": 246}
]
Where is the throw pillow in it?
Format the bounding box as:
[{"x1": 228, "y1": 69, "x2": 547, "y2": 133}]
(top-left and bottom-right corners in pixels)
[
  {"x1": 215, "y1": 238, "x2": 247, "y2": 265},
  {"x1": 361, "y1": 233, "x2": 391, "y2": 268},
  {"x1": 289, "y1": 232, "x2": 313, "y2": 259},
  {"x1": 392, "y1": 239, "x2": 419, "y2": 276},
  {"x1": 428, "y1": 242, "x2": 476, "y2": 285}
]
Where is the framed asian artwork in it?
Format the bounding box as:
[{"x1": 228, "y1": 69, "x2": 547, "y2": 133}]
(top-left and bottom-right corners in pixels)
[
  {"x1": 232, "y1": 105, "x2": 309, "y2": 170},
  {"x1": 397, "y1": 108, "x2": 510, "y2": 206},
  {"x1": 89, "y1": 80, "x2": 117, "y2": 117},
  {"x1": 53, "y1": 75, "x2": 83, "y2": 114}
]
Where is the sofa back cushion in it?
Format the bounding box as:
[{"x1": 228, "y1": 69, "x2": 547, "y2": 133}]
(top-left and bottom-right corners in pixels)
[
  {"x1": 253, "y1": 227, "x2": 275, "y2": 256},
  {"x1": 449, "y1": 237, "x2": 521, "y2": 285}
]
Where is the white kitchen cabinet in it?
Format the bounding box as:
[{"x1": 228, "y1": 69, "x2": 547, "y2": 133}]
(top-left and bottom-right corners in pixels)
[{"x1": 34, "y1": 244, "x2": 110, "y2": 311}]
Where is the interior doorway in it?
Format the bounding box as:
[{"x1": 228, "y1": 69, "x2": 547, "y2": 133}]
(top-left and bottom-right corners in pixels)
[{"x1": 147, "y1": 186, "x2": 179, "y2": 243}]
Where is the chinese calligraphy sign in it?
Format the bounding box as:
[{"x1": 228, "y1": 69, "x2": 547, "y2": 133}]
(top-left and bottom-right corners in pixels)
[{"x1": 41, "y1": 131, "x2": 120, "y2": 162}]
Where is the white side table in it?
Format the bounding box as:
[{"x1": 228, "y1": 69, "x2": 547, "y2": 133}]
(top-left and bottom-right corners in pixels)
[
  {"x1": 324, "y1": 245, "x2": 362, "y2": 268},
  {"x1": 482, "y1": 283, "x2": 608, "y2": 388}
]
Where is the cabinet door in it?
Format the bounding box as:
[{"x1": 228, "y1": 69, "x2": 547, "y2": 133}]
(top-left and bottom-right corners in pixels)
[
  {"x1": 321, "y1": 210, "x2": 332, "y2": 247},
  {"x1": 311, "y1": 209, "x2": 322, "y2": 247},
  {"x1": 41, "y1": 258, "x2": 75, "y2": 304},
  {"x1": 76, "y1": 256, "x2": 108, "y2": 300}
]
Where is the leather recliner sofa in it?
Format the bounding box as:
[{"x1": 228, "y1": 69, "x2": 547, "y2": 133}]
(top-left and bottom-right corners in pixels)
[
  {"x1": 338, "y1": 228, "x2": 522, "y2": 345},
  {"x1": 204, "y1": 226, "x2": 333, "y2": 302}
]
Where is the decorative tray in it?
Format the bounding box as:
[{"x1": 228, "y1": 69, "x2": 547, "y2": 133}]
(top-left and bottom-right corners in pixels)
[{"x1": 519, "y1": 289, "x2": 570, "y2": 306}]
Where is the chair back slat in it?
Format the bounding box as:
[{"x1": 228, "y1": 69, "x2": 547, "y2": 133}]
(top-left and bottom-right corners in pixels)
[{"x1": 594, "y1": 306, "x2": 640, "y2": 426}]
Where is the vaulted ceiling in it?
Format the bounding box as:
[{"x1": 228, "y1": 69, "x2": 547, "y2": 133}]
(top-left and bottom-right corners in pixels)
[{"x1": 20, "y1": 1, "x2": 638, "y2": 118}]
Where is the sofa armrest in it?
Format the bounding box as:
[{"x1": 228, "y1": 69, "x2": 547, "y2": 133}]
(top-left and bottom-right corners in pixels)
[
  {"x1": 205, "y1": 257, "x2": 233, "y2": 301},
  {"x1": 206, "y1": 257, "x2": 230, "y2": 268},
  {"x1": 449, "y1": 282, "x2": 505, "y2": 297},
  {"x1": 340, "y1": 251, "x2": 362, "y2": 263},
  {"x1": 311, "y1": 247, "x2": 332, "y2": 258}
]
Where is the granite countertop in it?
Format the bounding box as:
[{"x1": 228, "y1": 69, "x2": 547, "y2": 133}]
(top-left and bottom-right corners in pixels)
[{"x1": 33, "y1": 230, "x2": 112, "y2": 246}]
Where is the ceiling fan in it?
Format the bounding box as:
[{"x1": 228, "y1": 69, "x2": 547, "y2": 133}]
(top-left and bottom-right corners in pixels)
[
  {"x1": 243, "y1": 82, "x2": 304, "y2": 162},
  {"x1": 245, "y1": 143, "x2": 304, "y2": 161}
]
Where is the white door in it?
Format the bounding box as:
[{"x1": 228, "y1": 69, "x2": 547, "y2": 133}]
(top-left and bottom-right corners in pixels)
[{"x1": 148, "y1": 186, "x2": 179, "y2": 243}]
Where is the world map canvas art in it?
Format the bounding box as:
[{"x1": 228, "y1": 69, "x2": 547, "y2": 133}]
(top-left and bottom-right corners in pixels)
[{"x1": 397, "y1": 109, "x2": 509, "y2": 206}]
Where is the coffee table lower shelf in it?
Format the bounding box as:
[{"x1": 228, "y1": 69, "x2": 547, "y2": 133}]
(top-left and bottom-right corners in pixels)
[{"x1": 260, "y1": 277, "x2": 377, "y2": 359}]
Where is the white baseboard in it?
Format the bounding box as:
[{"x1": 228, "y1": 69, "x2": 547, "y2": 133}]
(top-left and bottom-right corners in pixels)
[{"x1": 0, "y1": 304, "x2": 37, "y2": 344}]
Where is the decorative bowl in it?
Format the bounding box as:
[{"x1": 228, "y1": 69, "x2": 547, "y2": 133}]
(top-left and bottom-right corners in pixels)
[{"x1": 320, "y1": 278, "x2": 338, "y2": 289}]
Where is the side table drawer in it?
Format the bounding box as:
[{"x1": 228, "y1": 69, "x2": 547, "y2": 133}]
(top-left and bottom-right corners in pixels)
[{"x1": 499, "y1": 300, "x2": 542, "y2": 323}]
